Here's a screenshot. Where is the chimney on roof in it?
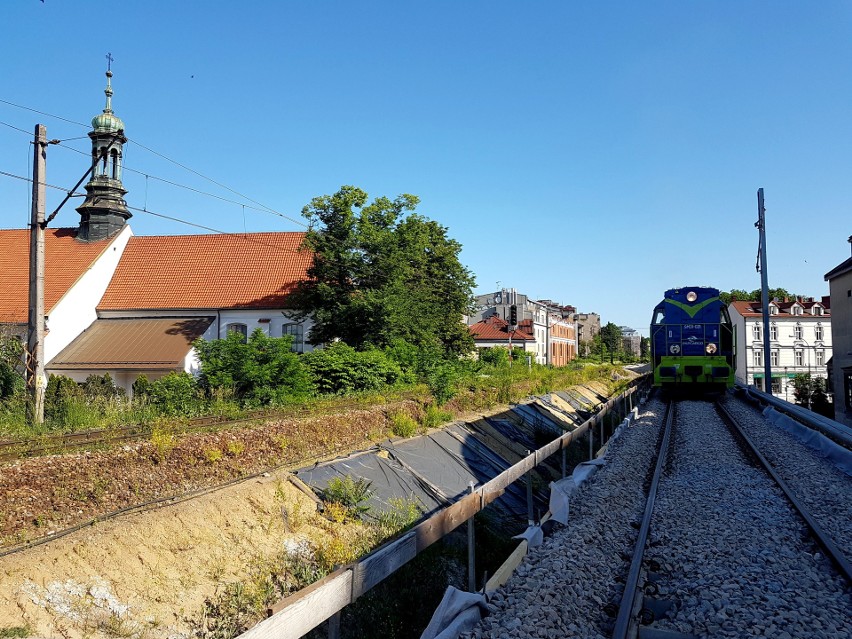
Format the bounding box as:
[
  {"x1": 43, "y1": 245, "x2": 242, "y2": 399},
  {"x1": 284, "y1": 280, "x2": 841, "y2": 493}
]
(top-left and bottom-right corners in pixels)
[{"x1": 848, "y1": 235, "x2": 852, "y2": 256}]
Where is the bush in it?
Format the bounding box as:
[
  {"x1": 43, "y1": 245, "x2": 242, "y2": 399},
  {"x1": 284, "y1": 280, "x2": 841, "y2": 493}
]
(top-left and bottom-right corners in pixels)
[
  {"x1": 390, "y1": 411, "x2": 417, "y2": 438},
  {"x1": 478, "y1": 346, "x2": 509, "y2": 367},
  {"x1": 421, "y1": 404, "x2": 453, "y2": 430},
  {"x1": 146, "y1": 372, "x2": 201, "y2": 417},
  {"x1": 82, "y1": 373, "x2": 125, "y2": 400},
  {"x1": 302, "y1": 343, "x2": 404, "y2": 395},
  {"x1": 44, "y1": 374, "x2": 82, "y2": 423},
  {"x1": 425, "y1": 363, "x2": 459, "y2": 405},
  {"x1": 195, "y1": 330, "x2": 313, "y2": 405}
]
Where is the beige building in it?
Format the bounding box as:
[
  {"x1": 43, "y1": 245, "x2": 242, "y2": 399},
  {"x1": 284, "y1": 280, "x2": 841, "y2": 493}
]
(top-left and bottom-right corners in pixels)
[{"x1": 824, "y1": 239, "x2": 852, "y2": 427}]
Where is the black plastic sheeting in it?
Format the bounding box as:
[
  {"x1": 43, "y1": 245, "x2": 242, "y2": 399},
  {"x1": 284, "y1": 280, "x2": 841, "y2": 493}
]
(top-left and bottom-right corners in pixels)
[{"x1": 295, "y1": 393, "x2": 606, "y2": 527}]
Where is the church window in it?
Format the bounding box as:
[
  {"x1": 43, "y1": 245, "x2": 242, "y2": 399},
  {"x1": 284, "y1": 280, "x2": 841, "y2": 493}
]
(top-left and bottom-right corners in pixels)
[
  {"x1": 226, "y1": 323, "x2": 248, "y2": 342},
  {"x1": 282, "y1": 323, "x2": 304, "y2": 353},
  {"x1": 111, "y1": 149, "x2": 119, "y2": 179}
]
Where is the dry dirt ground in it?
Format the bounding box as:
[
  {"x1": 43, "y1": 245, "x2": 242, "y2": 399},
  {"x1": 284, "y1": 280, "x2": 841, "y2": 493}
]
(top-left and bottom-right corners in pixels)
[
  {"x1": 0, "y1": 469, "x2": 316, "y2": 638},
  {"x1": 0, "y1": 402, "x2": 419, "y2": 638},
  {"x1": 0, "y1": 378, "x2": 628, "y2": 638}
]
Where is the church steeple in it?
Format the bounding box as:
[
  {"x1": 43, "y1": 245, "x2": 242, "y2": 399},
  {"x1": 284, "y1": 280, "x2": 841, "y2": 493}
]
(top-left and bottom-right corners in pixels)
[{"x1": 77, "y1": 56, "x2": 131, "y2": 242}]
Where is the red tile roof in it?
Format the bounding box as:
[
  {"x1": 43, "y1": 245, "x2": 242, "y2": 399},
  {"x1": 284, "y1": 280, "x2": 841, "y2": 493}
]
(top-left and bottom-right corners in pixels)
[
  {"x1": 98, "y1": 232, "x2": 311, "y2": 311},
  {"x1": 0, "y1": 228, "x2": 114, "y2": 323},
  {"x1": 469, "y1": 315, "x2": 535, "y2": 341}
]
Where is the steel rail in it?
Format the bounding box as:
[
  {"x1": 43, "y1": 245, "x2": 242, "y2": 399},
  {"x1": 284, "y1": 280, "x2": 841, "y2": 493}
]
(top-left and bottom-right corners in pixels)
[
  {"x1": 612, "y1": 399, "x2": 674, "y2": 639},
  {"x1": 715, "y1": 401, "x2": 852, "y2": 586},
  {"x1": 0, "y1": 398, "x2": 393, "y2": 462}
]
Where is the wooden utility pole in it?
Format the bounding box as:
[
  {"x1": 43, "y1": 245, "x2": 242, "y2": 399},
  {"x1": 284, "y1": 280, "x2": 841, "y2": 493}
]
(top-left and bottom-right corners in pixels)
[{"x1": 27, "y1": 124, "x2": 46, "y2": 424}]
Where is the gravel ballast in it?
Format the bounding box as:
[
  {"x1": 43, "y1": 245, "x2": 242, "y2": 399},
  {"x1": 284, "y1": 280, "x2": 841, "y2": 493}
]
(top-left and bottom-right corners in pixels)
[{"x1": 460, "y1": 394, "x2": 852, "y2": 639}]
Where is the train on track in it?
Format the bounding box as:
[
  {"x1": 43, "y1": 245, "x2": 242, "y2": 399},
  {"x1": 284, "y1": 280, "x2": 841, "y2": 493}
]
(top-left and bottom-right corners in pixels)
[{"x1": 650, "y1": 286, "x2": 736, "y2": 391}]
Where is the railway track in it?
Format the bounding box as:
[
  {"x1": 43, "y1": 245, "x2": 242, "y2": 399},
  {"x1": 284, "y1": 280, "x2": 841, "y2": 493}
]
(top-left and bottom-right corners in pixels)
[
  {"x1": 0, "y1": 397, "x2": 396, "y2": 462},
  {"x1": 613, "y1": 398, "x2": 850, "y2": 639},
  {"x1": 462, "y1": 394, "x2": 851, "y2": 639}
]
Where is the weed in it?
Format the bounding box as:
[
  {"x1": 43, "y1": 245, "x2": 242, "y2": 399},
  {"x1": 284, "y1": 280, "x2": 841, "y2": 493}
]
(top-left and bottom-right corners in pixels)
[
  {"x1": 203, "y1": 447, "x2": 223, "y2": 464},
  {"x1": 150, "y1": 427, "x2": 176, "y2": 462},
  {"x1": 421, "y1": 404, "x2": 452, "y2": 430},
  {"x1": 374, "y1": 496, "x2": 422, "y2": 538},
  {"x1": 0, "y1": 628, "x2": 31, "y2": 639},
  {"x1": 321, "y1": 476, "x2": 373, "y2": 518},
  {"x1": 389, "y1": 411, "x2": 417, "y2": 438},
  {"x1": 90, "y1": 476, "x2": 111, "y2": 503},
  {"x1": 225, "y1": 440, "x2": 245, "y2": 457},
  {"x1": 274, "y1": 435, "x2": 290, "y2": 453}
]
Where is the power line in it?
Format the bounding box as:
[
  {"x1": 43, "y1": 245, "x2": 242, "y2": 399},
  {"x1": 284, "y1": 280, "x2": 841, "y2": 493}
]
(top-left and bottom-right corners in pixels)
[
  {"x1": 0, "y1": 120, "x2": 35, "y2": 136},
  {"x1": 0, "y1": 98, "x2": 88, "y2": 128},
  {"x1": 2, "y1": 98, "x2": 305, "y2": 227},
  {"x1": 127, "y1": 137, "x2": 291, "y2": 220},
  {"x1": 0, "y1": 169, "x2": 304, "y2": 255},
  {"x1": 50, "y1": 139, "x2": 307, "y2": 227}
]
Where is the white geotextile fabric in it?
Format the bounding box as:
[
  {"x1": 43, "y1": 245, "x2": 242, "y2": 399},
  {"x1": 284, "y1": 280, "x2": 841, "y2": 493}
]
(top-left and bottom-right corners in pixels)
[
  {"x1": 548, "y1": 457, "x2": 608, "y2": 525},
  {"x1": 512, "y1": 524, "x2": 544, "y2": 548},
  {"x1": 419, "y1": 586, "x2": 489, "y2": 639},
  {"x1": 762, "y1": 407, "x2": 852, "y2": 477}
]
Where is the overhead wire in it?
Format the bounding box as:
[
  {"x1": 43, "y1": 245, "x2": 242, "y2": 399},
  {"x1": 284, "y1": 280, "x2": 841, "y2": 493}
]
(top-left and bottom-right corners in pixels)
[
  {"x1": 0, "y1": 167, "x2": 305, "y2": 255},
  {"x1": 1, "y1": 97, "x2": 306, "y2": 228},
  {"x1": 50, "y1": 139, "x2": 307, "y2": 227}
]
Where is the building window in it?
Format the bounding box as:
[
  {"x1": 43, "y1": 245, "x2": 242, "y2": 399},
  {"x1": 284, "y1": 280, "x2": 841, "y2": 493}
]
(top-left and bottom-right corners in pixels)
[
  {"x1": 771, "y1": 377, "x2": 782, "y2": 394},
  {"x1": 752, "y1": 324, "x2": 761, "y2": 341},
  {"x1": 816, "y1": 350, "x2": 824, "y2": 366},
  {"x1": 770, "y1": 324, "x2": 777, "y2": 341},
  {"x1": 792, "y1": 306, "x2": 802, "y2": 315},
  {"x1": 815, "y1": 325, "x2": 823, "y2": 341},
  {"x1": 753, "y1": 350, "x2": 762, "y2": 366},
  {"x1": 769, "y1": 305, "x2": 778, "y2": 315},
  {"x1": 794, "y1": 325, "x2": 803, "y2": 340},
  {"x1": 814, "y1": 306, "x2": 823, "y2": 315},
  {"x1": 227, "y1": 323, "x2": 248, "y2": 343},
  {"x1": 795, "y1": 350, "x2": 804, "y2": 366},
  {"x1": 282, "y1": 323, "x2": 304, "y2": 353},
  {"x1": 771, "y1": 350, "x2": 779, "y2": 366}
]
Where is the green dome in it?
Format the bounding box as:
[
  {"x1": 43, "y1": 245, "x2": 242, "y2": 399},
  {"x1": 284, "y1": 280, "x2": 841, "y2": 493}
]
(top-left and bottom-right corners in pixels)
[
  {"x1": 92, "y1": 111, "x2": 124, "y2": 133},
  {"x1": 92, "y1": 70, "x2": 124, "y2": 133}
]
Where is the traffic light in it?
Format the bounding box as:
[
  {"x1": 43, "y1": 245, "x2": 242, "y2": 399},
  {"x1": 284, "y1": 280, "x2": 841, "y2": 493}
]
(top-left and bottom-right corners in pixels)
[{"x1": 509, "y1": 304, "x2": 517, "y2": 325}]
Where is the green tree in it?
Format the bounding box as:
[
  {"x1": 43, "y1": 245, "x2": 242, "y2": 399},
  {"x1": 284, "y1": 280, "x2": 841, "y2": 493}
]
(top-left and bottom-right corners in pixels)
[
  {"x1": 600, "y1": 323, "x2": 622, "y2": 364},
  {"x1": 720, "y1": 288, "x2": 796, "y2": 305},
  {"x1": 789, "y1": 373, "x2": 833, "y2": 416},
  {"x1": 639, "y1": 336, "x2": 650, "y2": 362},
  {"x1": 292, "y1": 186, "x2": 476, "y2": 358}
]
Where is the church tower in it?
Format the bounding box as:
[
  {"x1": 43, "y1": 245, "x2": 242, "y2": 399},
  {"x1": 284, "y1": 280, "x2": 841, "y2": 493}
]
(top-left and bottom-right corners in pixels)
[{"x1": 76, "y1": 62, "x2": 131, "y2": 241}]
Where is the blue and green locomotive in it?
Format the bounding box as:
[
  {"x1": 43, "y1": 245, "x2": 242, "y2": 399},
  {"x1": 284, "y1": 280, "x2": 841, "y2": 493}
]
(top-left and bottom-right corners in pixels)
[{"x1": 650, "y1": 286, "x2": 735, "y2": 390}]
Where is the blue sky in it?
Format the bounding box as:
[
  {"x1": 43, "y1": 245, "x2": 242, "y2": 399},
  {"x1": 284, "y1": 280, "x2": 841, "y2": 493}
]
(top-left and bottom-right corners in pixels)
[{"x1": 2, "y1": 1, "x2": 851, "y2": 335}]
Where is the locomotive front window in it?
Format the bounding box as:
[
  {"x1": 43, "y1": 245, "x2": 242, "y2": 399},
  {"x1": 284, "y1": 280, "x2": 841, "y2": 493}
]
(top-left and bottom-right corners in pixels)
[{"x1": 652, "y1": 309, "x2": 665, "y2": 324}]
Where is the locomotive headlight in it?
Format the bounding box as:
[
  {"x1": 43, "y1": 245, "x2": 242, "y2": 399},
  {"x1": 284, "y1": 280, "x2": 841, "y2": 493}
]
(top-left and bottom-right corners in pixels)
[
  {"x1": 686, "y1": 291, "x2": 698, "y2": 302},
  {"x1": 705, "y1": 343, "x2": 718, "y2": 354},
  {"x1": 670, "y1": 344, "x2": 681, "y2": 354}
]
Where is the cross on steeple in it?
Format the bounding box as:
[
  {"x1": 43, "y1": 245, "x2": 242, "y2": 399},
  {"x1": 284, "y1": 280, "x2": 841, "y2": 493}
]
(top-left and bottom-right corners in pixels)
[{"x1": 106, "y1": 52, "x2": 114, "y2": 72}]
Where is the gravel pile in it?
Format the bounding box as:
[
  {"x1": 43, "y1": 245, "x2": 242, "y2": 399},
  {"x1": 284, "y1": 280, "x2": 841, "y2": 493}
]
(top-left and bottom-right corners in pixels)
[
  {"x1": 461, "y1": 398, "x2": 666, "y2": 639},
  {"x1": 648, "y1": 399, "x2": 850, "y2": 639},
  {"x1": 720, "y1": 395, "x2": 852, "y2": 555}
]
